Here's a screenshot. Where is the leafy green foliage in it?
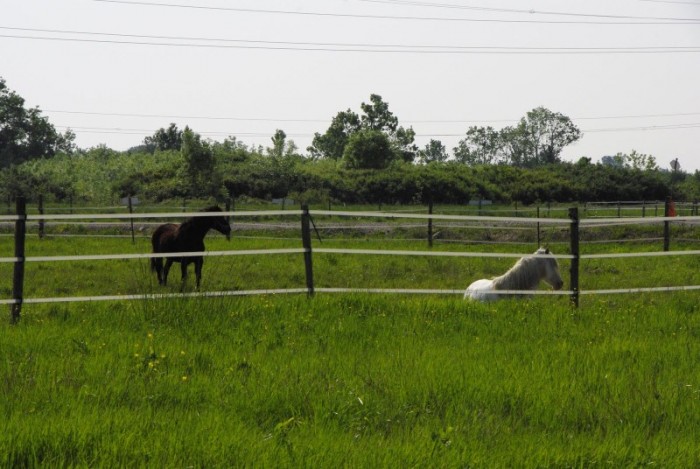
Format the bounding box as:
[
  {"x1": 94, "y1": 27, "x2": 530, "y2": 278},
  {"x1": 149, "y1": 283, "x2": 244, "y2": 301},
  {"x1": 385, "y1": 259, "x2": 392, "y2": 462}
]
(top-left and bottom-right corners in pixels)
[
  {"x1": 343, "y1": 129, "x2": 394, "y2": 169},
  {"x1": 418, "y1": 139, "x2": 449, "y2": 164},
  {"x1": 308, "y1": 109, "x2": 361, "y2": 160},
  {"x1": 453, "y1": 126, "x2": 501, "y2": 165},
  {"x1": 1, "y1": 144, "x2": 692, "y2": 206},
  {"x1": 181, "y1": 127, "x2": 223, "y2": 200},
  {"x1": 0, "y1": 77, "x2": 75, "y2": 168},
  {"x1": 309, "y1": 94, "x2": 416, "y2": 166},
  {"x1": 142, "y1": 123, "x2": 183, "y2": 152},
  {"x1": 455, "y1": 107, "x2": 582, "y2": 168}
]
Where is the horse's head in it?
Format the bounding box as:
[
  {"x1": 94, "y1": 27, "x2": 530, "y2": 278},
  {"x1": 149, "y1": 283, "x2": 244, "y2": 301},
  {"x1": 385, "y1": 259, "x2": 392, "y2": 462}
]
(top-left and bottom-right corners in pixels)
[
  {"x1": 201, "y1": 206, "x2": 231, "y2": 240},
  {"x1": 534, "y1": 247, "x2": 564, "y2": 290}
]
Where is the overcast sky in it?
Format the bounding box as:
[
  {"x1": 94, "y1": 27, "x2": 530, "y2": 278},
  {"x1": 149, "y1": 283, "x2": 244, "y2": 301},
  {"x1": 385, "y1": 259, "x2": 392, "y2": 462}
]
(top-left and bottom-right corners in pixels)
[{"x1": 3, "y1": 0, "x2": 700, "y2": 171}]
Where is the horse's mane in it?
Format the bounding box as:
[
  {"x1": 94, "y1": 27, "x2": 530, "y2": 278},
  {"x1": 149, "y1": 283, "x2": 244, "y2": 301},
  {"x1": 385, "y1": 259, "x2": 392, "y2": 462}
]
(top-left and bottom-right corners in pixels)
[
  {"x1": 180, "y1": 206, "x2": 222, "y2": 231},
  {"x1": 491, "y1": 248, "x2": 554, "y2": 291}
]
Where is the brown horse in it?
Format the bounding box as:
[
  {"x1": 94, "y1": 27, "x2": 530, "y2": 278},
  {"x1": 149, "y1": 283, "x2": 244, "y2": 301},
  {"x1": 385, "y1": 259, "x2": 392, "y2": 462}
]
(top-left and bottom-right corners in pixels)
[{"x1": 150, "y1": 206, "x2": 231, "y2": 289}]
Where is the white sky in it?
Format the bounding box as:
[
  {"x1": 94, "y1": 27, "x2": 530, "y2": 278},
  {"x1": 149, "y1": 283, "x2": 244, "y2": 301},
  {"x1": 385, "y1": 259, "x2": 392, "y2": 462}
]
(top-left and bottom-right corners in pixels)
[{"x1": 3, "y1": 0, "x2": 700, "y2": 171}]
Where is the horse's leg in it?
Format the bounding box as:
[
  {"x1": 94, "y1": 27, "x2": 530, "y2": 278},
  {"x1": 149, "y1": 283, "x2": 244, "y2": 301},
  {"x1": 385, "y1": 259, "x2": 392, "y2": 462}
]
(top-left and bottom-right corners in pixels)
[
  {"x1": 194, "y1": 257, "x2": 203, "y2": 290},
  {"x1": 163, "y1": 259, "x2": 173, "y2": 286},
  {"x1": 180, "y1": 260, "x2": 189, "y2": 291},
  {"x1": 153, "y1": 258, "x2": 164, "y2": 285}
]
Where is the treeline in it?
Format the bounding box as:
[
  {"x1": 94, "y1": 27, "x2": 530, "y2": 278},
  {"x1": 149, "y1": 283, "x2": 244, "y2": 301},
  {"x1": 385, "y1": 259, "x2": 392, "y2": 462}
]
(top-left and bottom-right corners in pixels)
[
  {"x1": 2, "y1": 143, "x2": 698, "y2": 206},
  {"x1": 2, "y1": 76, "x2": 699, "y2": 207}
]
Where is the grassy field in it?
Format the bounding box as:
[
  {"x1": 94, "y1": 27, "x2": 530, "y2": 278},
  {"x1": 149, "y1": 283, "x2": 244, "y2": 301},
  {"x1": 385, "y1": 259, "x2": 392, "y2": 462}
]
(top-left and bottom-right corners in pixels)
[
  {"x1": 3, "y1": 294, "x2": 700, "y2": 467},
  {"x1": 2, "y1": 217, "x2": 700, "y2": 466}
]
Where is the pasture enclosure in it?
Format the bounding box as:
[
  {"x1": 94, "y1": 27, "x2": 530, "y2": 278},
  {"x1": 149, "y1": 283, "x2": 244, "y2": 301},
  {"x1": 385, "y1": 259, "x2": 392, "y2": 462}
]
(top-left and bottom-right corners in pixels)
[
  {"x1": 3, "y1": 198, "x2": 700, "y2": 466},
  {"x1": 3, "y1": 197, "x2": 700, "y2": 322}
]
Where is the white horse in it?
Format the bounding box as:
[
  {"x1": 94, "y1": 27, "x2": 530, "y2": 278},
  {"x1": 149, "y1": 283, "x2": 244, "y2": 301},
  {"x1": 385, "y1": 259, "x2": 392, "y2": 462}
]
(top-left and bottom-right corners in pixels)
[{"x1": 464, "y1": 247, "x2": 564, "y2": 301}]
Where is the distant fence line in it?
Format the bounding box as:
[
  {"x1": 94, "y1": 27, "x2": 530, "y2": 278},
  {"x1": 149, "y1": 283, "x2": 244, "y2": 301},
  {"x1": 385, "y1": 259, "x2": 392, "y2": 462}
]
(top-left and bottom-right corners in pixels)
[
  {"x1": 4, "y1": 197, "x2": 700, "y2": 323},
  {"x1": 8, "y1": 196, "x2": 700, "y2": 216}
]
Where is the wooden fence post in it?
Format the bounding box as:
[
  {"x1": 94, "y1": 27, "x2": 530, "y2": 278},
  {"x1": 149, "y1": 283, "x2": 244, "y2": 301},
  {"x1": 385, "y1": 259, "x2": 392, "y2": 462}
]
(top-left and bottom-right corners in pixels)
[
  {"x1": 11, "y1": 197, "x2": 27, "y2": 324},
  {"x1": 569, "y1": 207, "x2": 580, "y2": 308},
  {"x1": 663, "y1": 196, "x2": 671, "y2": 252},
  {"x1": 536, "y1": 206, "x2": 541, "y2": 248},
  {"x1": 301, "y1": 204, "x2": 314, "y2": 297},
  {"x1": 38, "y1": 194, "x2": 45, "y2": 239},
  {"x1": 128, "y1": 195, "x2": 135, "y2": 244},
  {"x1": 427, "y1": 201, "x2": 433, "y2": 248}
]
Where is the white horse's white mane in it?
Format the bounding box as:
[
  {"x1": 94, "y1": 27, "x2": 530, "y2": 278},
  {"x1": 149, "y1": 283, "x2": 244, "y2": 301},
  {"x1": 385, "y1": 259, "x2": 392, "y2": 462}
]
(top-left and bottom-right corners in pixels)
[
  {"x1": 491, "y1": 248, "x2": 558, "y2": 291},
  {"x1": 464, "y1": 247, "x2": 563, "y2": 301}
]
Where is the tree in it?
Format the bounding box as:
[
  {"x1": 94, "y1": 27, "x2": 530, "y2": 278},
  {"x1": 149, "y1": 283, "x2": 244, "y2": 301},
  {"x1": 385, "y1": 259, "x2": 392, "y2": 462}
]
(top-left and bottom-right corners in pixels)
[
  {"x1": 268, "y1": 129, "x2": 287, "y2": 158},
  {"x1": 361, "y1": 94, "x2": 417, "y2": 163},
  {"x1": 308, "y1": 94, "x2": 416, "y2": 163},
  {"x1": 143, "y1": 123, "x2": 183, "y2": 152},
  {"x1": 418, "y1": 139, "x2": 449, "y2": 164},
  {"x1": 392, "y1": 126, "x2": 418, "y2": 163},
  {"x1": 516, "y1": 107, "x2": 582, "y2": 166},
  {"x1": 266, "y1": 129, "x2": 298, "y2": 159},
  {"x1": 343, "y1": 129, "x2": 394, "y2": 169},
  {"x1": 180, "y1": 127, "x2": 220, "y2": 198},
  {"x1": 308, "y1": 110, "x2": 361, "y2": 160},
  {"x1": 625, "y1": 150, "x2": 658, "y2": 171},
  {"x1": 455, "y1": 107, "x2": 581, "y2": 168},
  {"x1": 601, "y1": 154, "x2": 625, "y2": 168},
  {"x1": 361, "y1": 94, "x2": 399, "y2": 132},
  {"x1": 0, "y1": 77, "x2": 75, "y2": 167},
  {"x1": 604, "y1": 150, "x2": 658, "y2": 171},
  {"x1": 454, "y1": 126, "x2": 501, "y2": 165}
]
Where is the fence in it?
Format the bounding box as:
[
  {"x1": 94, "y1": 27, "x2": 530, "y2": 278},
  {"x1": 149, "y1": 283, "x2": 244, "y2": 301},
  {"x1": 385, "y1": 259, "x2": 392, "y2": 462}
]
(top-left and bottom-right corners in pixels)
[{"x1": 3, "y1": 198, "x2": 700, "y2": 323}]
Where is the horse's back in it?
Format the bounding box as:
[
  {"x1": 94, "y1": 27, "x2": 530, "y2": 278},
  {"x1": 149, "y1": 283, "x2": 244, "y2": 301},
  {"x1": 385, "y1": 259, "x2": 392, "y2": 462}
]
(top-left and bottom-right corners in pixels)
[
  {"x1": 152, "y1": 223, "x2": 178, "y2": 252},
  {"x1": 464, "y1": 279, "x2": 497, "y2": 301}
]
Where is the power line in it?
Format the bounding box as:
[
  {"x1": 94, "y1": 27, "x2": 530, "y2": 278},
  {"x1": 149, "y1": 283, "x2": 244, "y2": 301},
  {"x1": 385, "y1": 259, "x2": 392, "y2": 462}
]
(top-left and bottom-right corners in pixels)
[
  {"x1": 638, "y1": 0, "x2": 700, "y2": 5},
  {"x1": 90, "y1": 0, "x2": 700, "y2": 24},
  {"x1": 3, "y1": 27, "x2": 699, "y2": 53},
  {"x1": 54, "y1": 123, "x2": 700, "y2": 137},
  {"x1": 353, "y1": 0, "x2": 700, "y2": 21},
  {"x1": 47, "y1": 109, "x2": 326, "y2": 123},
  {"x1": 45, "y1": 109, "x2": 700, "y2": 123},
  {"x1": 3, "y1": 32, "x2": 700, "y2": 54}
]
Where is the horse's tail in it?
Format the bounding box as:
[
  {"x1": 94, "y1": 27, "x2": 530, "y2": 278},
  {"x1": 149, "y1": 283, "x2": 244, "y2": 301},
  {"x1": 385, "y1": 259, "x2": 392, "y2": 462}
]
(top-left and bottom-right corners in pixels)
[{"x1": 150, "y1": 227, "x2": 163, "y2": 273}]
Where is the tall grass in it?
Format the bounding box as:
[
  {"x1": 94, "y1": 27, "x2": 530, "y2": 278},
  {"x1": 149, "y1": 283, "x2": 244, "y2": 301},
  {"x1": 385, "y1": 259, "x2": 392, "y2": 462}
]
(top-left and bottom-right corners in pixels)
[
  {"x1": 2, "y1": 219, "x2": 700, "y2": 466},
  {"x1": 3, "y1": 294, "x2": 700, "y2": 466}
]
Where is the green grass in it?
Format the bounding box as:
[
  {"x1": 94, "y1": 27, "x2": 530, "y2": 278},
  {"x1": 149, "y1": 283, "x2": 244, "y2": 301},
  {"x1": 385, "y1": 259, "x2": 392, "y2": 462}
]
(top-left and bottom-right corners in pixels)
[
  {"x1": 3, "y1": 294, "x2": 700, "y2": 466},
  {"x1": 2, "y1": 220, "x2": 700, "y2": 466}
]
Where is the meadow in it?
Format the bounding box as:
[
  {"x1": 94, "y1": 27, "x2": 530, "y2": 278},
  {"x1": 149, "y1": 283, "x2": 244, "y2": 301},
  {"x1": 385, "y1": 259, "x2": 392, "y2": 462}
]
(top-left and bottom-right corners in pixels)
[{"x1": 2, "y1": 213, "x2": 700, "y2": 467}]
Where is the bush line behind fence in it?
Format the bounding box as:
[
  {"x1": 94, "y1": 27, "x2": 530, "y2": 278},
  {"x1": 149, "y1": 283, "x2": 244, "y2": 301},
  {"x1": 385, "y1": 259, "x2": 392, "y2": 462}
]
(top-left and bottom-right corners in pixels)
[{"x1": 4, "y1": 198, "x2": 700, "y2": 323}]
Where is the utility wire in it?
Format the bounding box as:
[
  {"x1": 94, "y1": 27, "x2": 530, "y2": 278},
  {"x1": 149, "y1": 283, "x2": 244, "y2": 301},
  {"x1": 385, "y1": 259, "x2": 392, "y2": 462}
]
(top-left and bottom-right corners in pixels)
[
  {"x1": 90, "y1": 0, "x2": 700, "y2": 24},
  {"x1": 53, "y1": 123, "x2": 700, "y2": 136},
  {"x1": 44, "y1": 109, "x2": 700, "y2": 123},
  {"x1": 353, "y1": 0, "x2": 700, "y2": 21},
  {"x1": 3, "y1": 26, "x2": 698, "y2": 53},
  {"x1": 638, "y1": 0, "x2": 700, "y2": 5},
  {"x1": 3, "y1": 32, "x2": 699, "y2": 54}
]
